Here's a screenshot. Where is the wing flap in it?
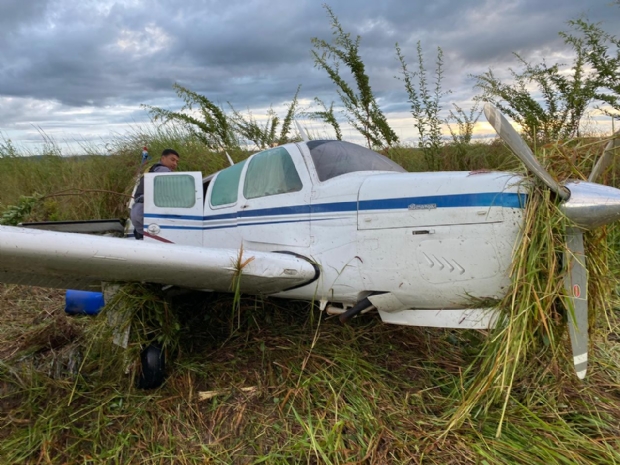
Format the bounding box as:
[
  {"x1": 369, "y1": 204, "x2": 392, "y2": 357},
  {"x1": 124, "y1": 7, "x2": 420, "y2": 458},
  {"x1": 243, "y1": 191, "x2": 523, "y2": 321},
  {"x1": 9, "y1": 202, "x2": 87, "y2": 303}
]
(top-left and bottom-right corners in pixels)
[{"x1": 0, "y1": 226, "x2": 318, "y2": 294}]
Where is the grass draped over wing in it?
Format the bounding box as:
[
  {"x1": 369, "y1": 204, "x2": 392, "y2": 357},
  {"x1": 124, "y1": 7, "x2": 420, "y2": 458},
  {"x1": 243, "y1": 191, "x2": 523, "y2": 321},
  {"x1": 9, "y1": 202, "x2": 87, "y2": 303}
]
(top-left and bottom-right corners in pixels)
[{"x1": 446, "y1": 138, "x2": 616, "y2": 437}]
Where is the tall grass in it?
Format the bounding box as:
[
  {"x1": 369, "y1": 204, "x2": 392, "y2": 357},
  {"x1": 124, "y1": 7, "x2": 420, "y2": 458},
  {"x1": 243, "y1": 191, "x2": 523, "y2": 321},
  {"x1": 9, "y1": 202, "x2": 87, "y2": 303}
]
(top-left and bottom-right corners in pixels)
[
  {"x1": 2, "y1": 284, "x2": 620, "y2": 463},
  {"x1": 0, "y1": 124, "x2": 246, "y2": 223}
]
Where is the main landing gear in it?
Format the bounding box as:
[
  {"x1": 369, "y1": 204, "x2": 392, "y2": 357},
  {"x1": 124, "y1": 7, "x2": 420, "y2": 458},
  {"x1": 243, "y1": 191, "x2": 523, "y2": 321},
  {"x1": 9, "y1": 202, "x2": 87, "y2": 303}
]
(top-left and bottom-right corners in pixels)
[{"x1": 137, "y1": 343, "x2": 166, "y2": 389}]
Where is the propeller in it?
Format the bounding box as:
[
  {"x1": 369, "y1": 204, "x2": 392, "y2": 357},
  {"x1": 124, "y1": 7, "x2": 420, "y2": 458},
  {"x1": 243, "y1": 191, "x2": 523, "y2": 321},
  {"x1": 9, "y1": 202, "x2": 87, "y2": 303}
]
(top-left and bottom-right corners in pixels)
[{"x1": 484, "y1": 103, "x2": 620, "y2": 379}]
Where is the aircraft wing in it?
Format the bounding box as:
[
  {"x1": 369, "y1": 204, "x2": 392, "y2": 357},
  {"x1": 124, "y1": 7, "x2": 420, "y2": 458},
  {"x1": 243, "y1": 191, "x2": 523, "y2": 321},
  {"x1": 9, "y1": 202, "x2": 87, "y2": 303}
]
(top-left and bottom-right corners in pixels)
[{"x1": 0, "y1": 225, "x2": 319, "y2": 294}]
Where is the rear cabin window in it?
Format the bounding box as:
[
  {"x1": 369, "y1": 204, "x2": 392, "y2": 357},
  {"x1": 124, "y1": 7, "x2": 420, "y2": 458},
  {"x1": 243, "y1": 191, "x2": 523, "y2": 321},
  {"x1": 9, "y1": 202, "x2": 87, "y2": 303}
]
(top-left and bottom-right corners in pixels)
[
  {"x1": 243, "y1": 147, "x2": 303, "y2": 199},
  {"x1": 307, "y1": 140, "x2": 406, "y2": 181},
  {"x1": 210, "y1": 160, "x2": 247, "y2": 207},
  {"x1": 154, "y1": 175, "x2": 196, "y2": 208}
]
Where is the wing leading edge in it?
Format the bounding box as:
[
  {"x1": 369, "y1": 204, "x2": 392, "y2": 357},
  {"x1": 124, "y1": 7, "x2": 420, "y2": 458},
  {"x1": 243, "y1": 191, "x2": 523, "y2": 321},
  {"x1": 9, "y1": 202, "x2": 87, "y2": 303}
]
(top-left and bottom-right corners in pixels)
[{"x1": 0, "y1": 226, "x2": 319, "y2": 294}]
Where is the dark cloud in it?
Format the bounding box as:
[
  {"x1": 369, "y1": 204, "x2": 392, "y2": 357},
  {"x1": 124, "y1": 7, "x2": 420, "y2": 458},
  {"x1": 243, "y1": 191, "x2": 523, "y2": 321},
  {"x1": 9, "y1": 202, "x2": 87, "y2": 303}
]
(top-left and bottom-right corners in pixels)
[
  {"x1": 1, "y1": 0, "x2": 619, "y2": 150},
  {"x1": 0, "y1": 0, "x2": 50, "y2": 31}
]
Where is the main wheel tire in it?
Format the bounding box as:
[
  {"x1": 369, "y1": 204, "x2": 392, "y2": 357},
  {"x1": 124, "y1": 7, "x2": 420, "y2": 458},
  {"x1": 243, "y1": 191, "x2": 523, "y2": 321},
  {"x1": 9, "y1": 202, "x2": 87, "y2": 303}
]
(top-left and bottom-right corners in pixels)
[{"x1": 137, "y1": 343, "x2": 166, "y2": 389}]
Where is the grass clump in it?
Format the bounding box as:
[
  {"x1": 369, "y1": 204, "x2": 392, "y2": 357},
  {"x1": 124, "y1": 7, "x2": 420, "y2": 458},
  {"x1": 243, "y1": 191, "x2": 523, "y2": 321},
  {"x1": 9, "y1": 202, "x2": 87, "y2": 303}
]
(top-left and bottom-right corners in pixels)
[
  {"x1": 447, "y1": 185, "x2": 571, "y2": 433},
  {"x1": 446, "y1": 137, "x2": 618, "y2": 442}
]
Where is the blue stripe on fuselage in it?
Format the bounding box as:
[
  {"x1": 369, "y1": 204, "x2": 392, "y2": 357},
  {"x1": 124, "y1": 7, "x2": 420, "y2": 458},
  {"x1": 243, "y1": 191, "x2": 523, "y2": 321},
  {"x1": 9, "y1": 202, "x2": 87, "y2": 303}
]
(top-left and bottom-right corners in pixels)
[
  {"x1": 359, "y1": 192, "x2": 526, "y2": 211},
  {"x1": 144, "y1": 192, "x2": 526, "y2": 229},
  {"x1": 144, "y1": 212, "x2": 232, "y2": 221}
]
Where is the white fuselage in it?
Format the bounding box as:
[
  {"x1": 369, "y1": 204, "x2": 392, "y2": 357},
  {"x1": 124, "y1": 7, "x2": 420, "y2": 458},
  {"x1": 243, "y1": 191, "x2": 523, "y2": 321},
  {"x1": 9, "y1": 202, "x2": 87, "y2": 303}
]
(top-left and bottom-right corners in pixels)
[{"x1": 142, "y1": 142, "x2": 526, "y2": 314}]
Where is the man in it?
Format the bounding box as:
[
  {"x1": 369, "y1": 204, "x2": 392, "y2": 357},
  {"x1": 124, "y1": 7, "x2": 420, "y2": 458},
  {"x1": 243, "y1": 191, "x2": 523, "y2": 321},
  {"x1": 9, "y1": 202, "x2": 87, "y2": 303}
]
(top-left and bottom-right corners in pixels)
[{"x1": 130, "y1": 148, "x2": 180, "y2": 239}]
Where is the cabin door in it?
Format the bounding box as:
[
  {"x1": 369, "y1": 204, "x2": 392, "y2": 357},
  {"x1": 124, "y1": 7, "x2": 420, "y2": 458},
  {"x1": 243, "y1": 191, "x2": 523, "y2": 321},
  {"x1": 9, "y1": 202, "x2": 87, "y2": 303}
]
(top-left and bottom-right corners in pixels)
[{"x1": 143, "y1": 171, "x2": 203, "y2": 246}]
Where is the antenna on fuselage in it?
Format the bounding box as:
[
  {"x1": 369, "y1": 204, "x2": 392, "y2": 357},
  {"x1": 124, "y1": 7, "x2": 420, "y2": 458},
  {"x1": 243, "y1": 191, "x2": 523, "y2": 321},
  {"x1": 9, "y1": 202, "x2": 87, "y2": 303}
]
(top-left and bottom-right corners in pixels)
[
  {"x1": 225, "y1": 152, "x2": 234, "y2": 166},
  {"x1": 295, "y1": 120, "x2": 309, "y2": 142}
]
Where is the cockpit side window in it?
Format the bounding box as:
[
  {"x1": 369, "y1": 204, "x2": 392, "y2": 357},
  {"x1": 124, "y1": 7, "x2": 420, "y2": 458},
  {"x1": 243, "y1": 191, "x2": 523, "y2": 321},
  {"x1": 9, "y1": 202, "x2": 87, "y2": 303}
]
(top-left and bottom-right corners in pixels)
[
  {"x1": 210, "y1": 160, "x2": 247, "y2": 207},
  {"x1": 307, "y1": 140, "x2": 406, "y2": 181},
  {"x1": 243, "y1": 147, "x2": 303, "y2": 199}
]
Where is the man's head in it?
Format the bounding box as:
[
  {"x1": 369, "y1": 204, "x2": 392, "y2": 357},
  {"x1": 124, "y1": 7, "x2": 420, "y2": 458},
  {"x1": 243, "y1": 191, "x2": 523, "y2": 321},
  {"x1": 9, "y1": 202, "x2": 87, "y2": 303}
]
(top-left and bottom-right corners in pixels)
[{"x1": 160, "y1": 148, "x2": 179, "y2": 170}]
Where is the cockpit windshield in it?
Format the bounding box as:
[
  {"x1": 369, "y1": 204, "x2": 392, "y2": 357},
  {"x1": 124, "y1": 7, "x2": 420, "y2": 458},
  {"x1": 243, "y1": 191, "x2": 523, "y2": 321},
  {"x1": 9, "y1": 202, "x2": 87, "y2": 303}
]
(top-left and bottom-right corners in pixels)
[{"x1": 306, "y1": 140, "x2": 406, "y2": 182}]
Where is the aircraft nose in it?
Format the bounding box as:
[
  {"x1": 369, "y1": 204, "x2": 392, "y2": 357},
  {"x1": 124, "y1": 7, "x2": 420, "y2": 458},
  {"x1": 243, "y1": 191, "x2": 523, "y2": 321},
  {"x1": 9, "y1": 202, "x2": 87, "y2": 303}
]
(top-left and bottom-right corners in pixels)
[{"x1": 561, "y1": 181, "x2": 620, "y2": 230}]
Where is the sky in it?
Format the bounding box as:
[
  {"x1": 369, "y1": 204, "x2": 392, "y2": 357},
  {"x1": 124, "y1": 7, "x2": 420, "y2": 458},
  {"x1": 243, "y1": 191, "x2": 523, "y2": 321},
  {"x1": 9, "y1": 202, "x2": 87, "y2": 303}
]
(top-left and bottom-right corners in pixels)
[{"x1": 1, "y1": 0, "x2": 619, "y2": 153}]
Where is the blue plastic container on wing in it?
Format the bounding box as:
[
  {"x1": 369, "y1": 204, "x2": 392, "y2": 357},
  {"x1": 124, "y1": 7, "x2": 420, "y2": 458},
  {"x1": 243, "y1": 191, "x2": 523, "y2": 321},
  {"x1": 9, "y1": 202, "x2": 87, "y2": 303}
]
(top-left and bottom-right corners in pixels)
[{"x1": 65, "y1": 290, "x2": 105, "y2": 315}]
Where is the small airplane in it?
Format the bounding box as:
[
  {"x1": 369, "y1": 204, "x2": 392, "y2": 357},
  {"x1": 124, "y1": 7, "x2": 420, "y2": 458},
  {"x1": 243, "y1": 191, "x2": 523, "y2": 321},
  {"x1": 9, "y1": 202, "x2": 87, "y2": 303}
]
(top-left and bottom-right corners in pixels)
[{"x1": 1, "y1": 104, "x2": 619, "y2": 384}]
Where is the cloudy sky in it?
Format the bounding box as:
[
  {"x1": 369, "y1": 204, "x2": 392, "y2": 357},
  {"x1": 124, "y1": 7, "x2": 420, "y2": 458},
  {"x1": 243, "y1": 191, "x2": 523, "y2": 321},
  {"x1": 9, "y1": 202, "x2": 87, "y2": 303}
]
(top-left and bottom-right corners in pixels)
[{"x1": 1, "y1": 0, "x2": 619, "y2": 153}]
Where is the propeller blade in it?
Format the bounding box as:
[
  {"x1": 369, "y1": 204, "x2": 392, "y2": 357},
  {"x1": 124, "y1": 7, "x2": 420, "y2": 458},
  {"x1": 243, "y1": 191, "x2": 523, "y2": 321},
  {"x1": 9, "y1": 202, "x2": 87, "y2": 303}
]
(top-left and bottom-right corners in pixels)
[
  {"x1": 563, "y1": 228, "x2": 588, "y2": 379},
  {"x1": 484, "y1": 103, "x2": 570, "y2": 200},
  {"x1": 588, "y1": 129, "x2": 620, "y2": 183}
]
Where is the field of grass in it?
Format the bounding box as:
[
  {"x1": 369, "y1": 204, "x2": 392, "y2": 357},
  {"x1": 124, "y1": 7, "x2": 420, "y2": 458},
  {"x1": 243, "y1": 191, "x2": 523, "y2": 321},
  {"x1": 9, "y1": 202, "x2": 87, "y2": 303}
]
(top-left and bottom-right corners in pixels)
[
  {"x1": 2, "y1": 285, "x2": 620, "y2": 464},
  {"x1": 1, "y1": 130, "x2": 620, "y2": 464}
]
